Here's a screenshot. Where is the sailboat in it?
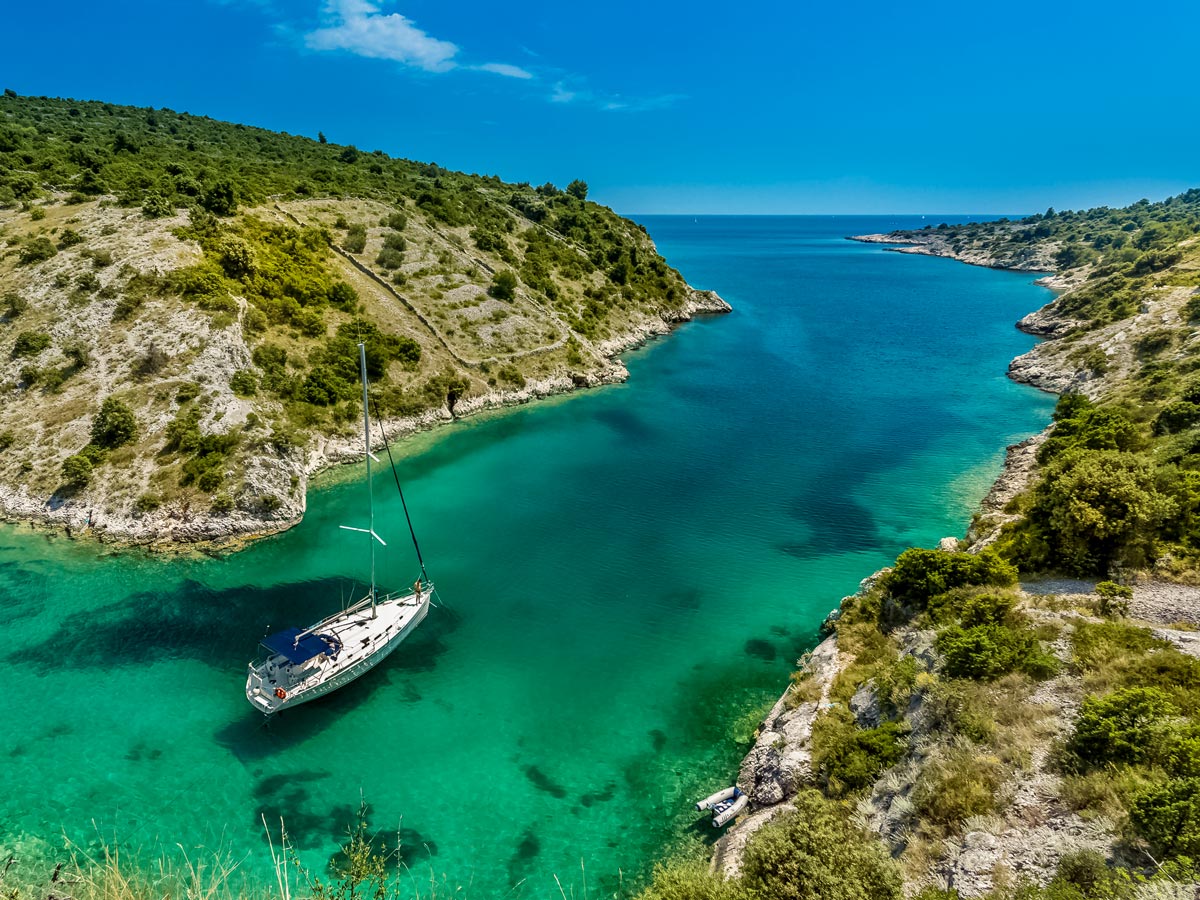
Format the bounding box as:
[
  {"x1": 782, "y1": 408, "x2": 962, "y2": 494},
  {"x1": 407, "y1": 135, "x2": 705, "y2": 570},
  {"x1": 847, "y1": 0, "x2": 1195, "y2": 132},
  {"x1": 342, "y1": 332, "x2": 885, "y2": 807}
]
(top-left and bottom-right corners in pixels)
[{"x1": 245, "y1": 342, "x2": 432, "y2": 715}]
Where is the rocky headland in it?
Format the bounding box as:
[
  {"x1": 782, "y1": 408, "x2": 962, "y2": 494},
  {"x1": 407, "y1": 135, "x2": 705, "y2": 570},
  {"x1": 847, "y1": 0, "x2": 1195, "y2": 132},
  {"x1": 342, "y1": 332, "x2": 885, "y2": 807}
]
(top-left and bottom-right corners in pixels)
[
  {"x1": 711, "y1": 211, "x2": 1200, "y2": 895},
  {"x1": 0, "y1": 94, "x2": 730, "y2": 550}
]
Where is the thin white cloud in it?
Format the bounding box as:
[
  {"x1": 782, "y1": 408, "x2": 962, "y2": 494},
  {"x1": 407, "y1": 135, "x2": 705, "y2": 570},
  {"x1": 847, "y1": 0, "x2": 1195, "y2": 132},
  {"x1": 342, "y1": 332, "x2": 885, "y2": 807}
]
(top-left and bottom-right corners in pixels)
[
  {"x1": 605, "y1": 93, "x2": 686, "y2": 113},
  {"x1": 550, "y1": 82, "x2": 578, "y2": 103},
  {"x1": 306, "y1": 0, "x2": 458, "y2": 72},
  {"x1": 548, "y1": 79, "x2": 683, "y2": 113},
  {"x1": 475, "y1": 62, "x2": 534, "y2": 80},
  {"x1": 295, "y1": 2, "x2": 679, "y2": 108}
]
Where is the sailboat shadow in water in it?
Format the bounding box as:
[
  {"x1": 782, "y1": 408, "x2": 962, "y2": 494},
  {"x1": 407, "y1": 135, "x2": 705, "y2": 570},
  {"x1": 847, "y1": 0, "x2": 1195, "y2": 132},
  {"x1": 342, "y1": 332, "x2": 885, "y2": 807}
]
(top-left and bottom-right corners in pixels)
[{"x1": 11, "y1": 577, "x2": 348, "y2": 674}]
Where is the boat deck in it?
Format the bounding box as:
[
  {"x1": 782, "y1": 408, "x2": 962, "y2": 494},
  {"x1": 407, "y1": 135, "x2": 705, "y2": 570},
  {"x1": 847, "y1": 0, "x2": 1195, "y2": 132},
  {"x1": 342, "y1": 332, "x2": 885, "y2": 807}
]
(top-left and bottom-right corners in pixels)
[{"x1": 246, "y1": 589, "x2": 428, "y2": 714}]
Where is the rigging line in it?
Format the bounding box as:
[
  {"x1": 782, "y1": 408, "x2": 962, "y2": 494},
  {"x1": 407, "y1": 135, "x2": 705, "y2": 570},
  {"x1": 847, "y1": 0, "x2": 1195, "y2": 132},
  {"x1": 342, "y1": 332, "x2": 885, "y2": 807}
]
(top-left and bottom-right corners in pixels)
[{"x1": 370, "y1": 397, "x2": 429, "y2": 584}]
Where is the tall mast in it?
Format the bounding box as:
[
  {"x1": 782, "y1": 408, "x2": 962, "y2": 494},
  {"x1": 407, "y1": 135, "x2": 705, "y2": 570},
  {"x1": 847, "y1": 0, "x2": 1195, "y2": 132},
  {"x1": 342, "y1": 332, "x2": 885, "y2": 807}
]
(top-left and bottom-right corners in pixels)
[
  {"x1": 339, "y1": 343, "x2": 386, "y2": 616},
  {"x1": 360, "y1": 342, "x2": 377, "y2": 618}
]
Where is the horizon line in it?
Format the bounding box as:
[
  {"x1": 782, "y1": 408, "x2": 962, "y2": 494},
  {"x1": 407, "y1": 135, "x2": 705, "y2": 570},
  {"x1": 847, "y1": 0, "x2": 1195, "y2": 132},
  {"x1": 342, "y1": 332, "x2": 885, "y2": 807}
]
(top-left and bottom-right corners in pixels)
[{"x1": 619, "y1": 211, "x2": 1033, "y2": 218}]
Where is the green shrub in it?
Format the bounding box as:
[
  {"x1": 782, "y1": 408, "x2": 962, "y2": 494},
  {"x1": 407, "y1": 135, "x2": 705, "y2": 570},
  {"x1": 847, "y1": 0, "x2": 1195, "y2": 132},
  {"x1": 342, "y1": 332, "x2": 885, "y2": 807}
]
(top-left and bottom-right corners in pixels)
[
  {"x1": 200, "y1": 179, "x2": 237, "y2": 216},
  {"x1": 812, "y1": 707, "x2": 906, "y2": 796},
  {"x1": 61, "y1": 453, "x2": 93, "y2": 486},
  {"x1": 164, "y1": 407, "x2": 203, "y2": 452},
  {"x1": 141, "y1": 192, "x2": 175, "y2": 218},
  {"x1": 638, "y1": 860, "x2": 748, "y2": 900},
  {"x1": 1051, "y1": 850, "x2": 1120, "y2": 898},
  {"x1": 211, "y1": 492, "x2": 235, "y2": 514},
  {"x1": 113, "y1": 294, "x2": 143, "y2": 322},
  {"x1": 217, "y1": 235, "x2": 255, "y2": 277},
  {"x1": 134, "y1": 493, "x2": 161, "y2": 513},
  {"x1": 172, "y1": 384, "x2": 201, "y2": 407},
  {"x1": 79, "y1": 443, "x2": 108, "y2": 466},
  {"x1": 740, "y1": 790, "x2": 903, "y2": 900},
  {"x1": 1021, "y1": 449, "x2": 1174, "y2": 575},
  {"x1": 1130, "y1": 777, "x2": 1200, "y2": 859},
  {"x1": 882, "y1": 548, "x2": 1017, "y2": 612},
  {"x1": 322, "y1": 319, "x2": 420, "y2": 379},
  {"x1": 342, "y1": 223, "x2": 366, "y2": 254},
  {"x1": 375, "y1": 246, "x2": 404, "y2": 269},
  {"x1": 12, "y1": 331, "x2": 51, "y2": 356},
  {"x1": 380, "y1": 212, "x2": 407, "y2": 231},
  {"x1": 328, "y1": 281, "x2": 358, "y2": 308},
  {"x1": 86, "y1": 248, "x2": 114, "y2": 268},
  {"x1": 1122, "y1": 653, "x2": 1200, "y2": 717},
  {"x1": 1154, "y1": 401, "x2": 1200, "y2": 436},
  {"x1": 1134, "y1": 329, "x2": 1177, "y2": 360},
  {"x1": 1038, "y1": 399, "x2": 1143, "y2": 463},
  {"x1": 180, "y1": 432, "x2": 238, "y2": 492},
  {"x1": 937, "y1": 623, "x2": 1058, "y2": 681},
  {"x1": 0, "y1": 431, "x2": 14, "y2": 452},
  {"x1": 18, "y1": 236, "x2": 56, "y2": 264},
  {"x1": 40, "y1": 367, "x2": 67, "y2": 392},
  {"x1": 956, "y1": 591, "x2": 1019, "y2": 628},
  {"x1": 91, "y1": 397, "x2": 138, "y2": 448},
  {"x1": 75, "y1": 271, "x2": 101, "y2": 293},
  {"x1": 496, "y1": 364, "x2": 526, "y2": 388},
  {"x1": 63, "y1": 341, "x2": 89, "y2": 371},
  {"x1": 229, "y1": 369, "x2": 258, "y2": 396},
  {"x1": 3, "y1": 291, "x2": 28, "y2": 317},
  {"x1": 1065, "y1": 687, "x2": 1178, "y2": 770},
  {"x1": 300, "y1": 364, "x2": 350, "y2": 405},
  {"x1": 1094, "y1": 581, "x2": 1132, "y2": 617},
  {"x1": 489, "y1": 270, "x2": 518, "y2": 301},
  {"x1": 57, "y1": 228, "x2": 84, "y2": 248}
]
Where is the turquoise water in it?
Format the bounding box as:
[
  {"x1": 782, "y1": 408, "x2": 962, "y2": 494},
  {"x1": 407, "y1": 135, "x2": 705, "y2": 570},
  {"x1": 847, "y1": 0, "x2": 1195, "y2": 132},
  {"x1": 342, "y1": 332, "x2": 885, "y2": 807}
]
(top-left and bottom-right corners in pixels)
[{"x1": 1, "y1": 216, "x2": 1054, "y2": 896}]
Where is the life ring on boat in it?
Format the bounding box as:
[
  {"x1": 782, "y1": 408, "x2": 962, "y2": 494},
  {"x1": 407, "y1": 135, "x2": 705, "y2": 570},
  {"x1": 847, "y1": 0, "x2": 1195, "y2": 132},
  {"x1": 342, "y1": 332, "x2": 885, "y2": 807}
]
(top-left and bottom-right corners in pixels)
[{"x1": 274, "y1": 688, "x2": 287, "y2": 699}]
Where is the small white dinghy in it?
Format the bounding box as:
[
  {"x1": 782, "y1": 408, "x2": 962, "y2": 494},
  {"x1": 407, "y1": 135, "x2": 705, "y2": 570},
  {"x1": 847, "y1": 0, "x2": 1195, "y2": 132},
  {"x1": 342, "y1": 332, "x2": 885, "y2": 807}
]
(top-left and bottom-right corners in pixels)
[{"x1": 695, "y1": 786, "x2": 749, "y2": 827}]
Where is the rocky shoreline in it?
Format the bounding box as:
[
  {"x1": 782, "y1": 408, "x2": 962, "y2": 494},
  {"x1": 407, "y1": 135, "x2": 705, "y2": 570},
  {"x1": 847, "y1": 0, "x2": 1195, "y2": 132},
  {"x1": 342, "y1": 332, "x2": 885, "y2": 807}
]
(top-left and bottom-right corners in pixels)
[
  {"x1": 709, "y1": 236, "x2": 1102, "y2": 888},
  {"x1": 848, "y1": 231, "x2": 1059, "y2": 273},
  {"x1": 0, "y1": 288, "x2": 730, "y2": 552}
]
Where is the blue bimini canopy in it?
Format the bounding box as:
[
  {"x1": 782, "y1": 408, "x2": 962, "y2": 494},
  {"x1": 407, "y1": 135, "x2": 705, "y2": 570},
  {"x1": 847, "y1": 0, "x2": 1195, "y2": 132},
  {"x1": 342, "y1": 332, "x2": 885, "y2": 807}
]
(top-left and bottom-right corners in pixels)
[{"x1": 261, "y1": 628, "x2": 337, "y2": 665}]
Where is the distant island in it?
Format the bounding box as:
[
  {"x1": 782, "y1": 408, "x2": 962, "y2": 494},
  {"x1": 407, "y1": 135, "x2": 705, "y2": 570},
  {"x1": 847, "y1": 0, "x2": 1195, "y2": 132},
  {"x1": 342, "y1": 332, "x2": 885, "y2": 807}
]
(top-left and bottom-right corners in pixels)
[{"x1": 0, "y1": 92, "x2": 728, "y2": 547}]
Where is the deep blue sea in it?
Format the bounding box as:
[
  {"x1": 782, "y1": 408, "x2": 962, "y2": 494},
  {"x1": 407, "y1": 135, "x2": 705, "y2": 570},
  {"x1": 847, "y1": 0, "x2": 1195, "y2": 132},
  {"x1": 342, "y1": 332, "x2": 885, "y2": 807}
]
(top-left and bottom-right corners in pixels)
[{"x1": 0, "y1": 216, "x2": 1055, "y2": 896}]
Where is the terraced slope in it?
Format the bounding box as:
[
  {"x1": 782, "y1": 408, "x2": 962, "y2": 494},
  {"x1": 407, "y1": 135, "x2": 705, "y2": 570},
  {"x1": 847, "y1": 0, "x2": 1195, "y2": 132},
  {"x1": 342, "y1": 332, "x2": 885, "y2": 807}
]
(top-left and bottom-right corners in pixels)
[{"x1": 0, "y1": 92, "x2": 727, "y2": 544}]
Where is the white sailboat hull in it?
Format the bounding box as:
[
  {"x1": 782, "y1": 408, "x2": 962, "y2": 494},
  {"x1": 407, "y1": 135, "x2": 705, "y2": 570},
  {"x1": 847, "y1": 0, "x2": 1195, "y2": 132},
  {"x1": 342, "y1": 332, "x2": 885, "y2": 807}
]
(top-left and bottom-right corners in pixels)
[{"x1": 246, "y1": 588, "x2": 431, "y2": 715}]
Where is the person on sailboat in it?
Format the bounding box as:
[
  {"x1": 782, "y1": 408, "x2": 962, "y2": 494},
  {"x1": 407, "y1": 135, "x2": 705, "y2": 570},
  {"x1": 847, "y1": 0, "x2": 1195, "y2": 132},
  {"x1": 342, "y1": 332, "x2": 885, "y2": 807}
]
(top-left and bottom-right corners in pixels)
[{"x1": 414, "y1": 579, "x2": 422, "y2": 602}]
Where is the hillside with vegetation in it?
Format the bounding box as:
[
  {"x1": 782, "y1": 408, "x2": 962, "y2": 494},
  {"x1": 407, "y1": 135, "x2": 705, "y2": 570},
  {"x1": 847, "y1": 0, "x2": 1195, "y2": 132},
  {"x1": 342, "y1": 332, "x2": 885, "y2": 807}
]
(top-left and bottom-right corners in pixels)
[
  {"x1": 0, "y1": 91, "x2": 727, "y2": 544},
  {"x1": 634, "y1": 192, "x2": 1200, "y2": 900},
  {"x1": 861, "y1": 191, "x2": 1200, "y2": 577}
]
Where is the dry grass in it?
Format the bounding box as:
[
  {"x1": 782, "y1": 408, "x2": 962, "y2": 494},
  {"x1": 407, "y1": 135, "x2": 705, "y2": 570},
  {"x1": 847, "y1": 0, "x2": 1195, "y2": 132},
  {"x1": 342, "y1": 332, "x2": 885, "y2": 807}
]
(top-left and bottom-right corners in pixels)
[
  {"x1": 784, "y1": 668, "x2": 823, "y2": 709},
  {"x1": 1, "y1": 836, "x2": 256, "y2": 900},
  {"x1": 1059, "y1": 768, "x2": 1156, "y2": 822},
  {"x1": 986, "y1": 673, "x2": 1056, "y2": 771},
  {"x1": 829, "y1": 622, "x2": 899, "y2": 703}
]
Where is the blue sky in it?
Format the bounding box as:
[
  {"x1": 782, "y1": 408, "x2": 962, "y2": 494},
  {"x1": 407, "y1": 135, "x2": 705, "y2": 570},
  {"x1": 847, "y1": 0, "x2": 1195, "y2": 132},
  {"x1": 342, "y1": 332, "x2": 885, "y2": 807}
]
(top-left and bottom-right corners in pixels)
[{"x1": 3, "y1": 0, "x2": 1198, "y2": 214}]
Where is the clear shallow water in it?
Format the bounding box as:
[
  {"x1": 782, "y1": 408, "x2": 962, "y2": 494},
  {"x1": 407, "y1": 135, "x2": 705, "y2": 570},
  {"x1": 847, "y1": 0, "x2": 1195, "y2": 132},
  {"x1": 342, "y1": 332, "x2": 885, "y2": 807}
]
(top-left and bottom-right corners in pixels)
[{"x1": 1, "y1": 216, "x2": 1054, "y2": 896}]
